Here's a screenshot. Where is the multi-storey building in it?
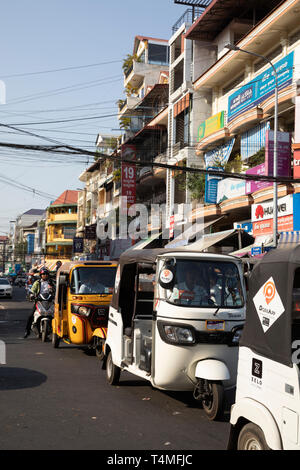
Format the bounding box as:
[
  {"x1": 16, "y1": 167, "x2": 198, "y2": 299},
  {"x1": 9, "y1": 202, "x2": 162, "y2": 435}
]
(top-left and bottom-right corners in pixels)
[
  {"x1": 76, "y1": 36, "x2": 171, "y2": 259},
  {"x1": 0, "y1": 236, "x2": 9, "y2": 274},
  {"x1": 167, "y1": 4, "x2": 213, "y2": 215},
  {"x1": 77, "y1": 134, "x2": 120, "y2": 259},
  {"x1": 45, "y1": 190, "x2": 78, "y2": 261},
  {"x1": 11, "y1": 209, "x2": 46, "y2": 267},
  {"x1": 178, "y1": 0, "x2": 300, "y2": 251}
]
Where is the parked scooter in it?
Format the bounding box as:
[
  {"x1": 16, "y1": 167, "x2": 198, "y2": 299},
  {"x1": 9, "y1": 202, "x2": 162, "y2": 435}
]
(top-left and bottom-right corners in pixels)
[{"x1": 31, "y1": 292, "x2": 54, "y2": 342}]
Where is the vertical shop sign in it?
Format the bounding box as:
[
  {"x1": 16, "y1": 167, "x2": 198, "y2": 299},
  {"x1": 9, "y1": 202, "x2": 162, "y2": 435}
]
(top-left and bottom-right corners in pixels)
[
  {"x1": 205, "y1": 167, "x2": 224, "y2": 204},
  {"x1": 121, "y1": 144, "x2": 136, "y2": 213},
  {"x1": 265, "y1": 130, "x2": 291, "y2": 177},
  {"x1": 73, "y1": 237, "x2": 84, "y2": 253}
]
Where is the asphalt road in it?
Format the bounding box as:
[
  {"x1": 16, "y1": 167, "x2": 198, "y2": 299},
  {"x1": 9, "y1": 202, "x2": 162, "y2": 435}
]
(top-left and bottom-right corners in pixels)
[{"x1": 0, "y1": 287, "x2": 232, "y2": 452}]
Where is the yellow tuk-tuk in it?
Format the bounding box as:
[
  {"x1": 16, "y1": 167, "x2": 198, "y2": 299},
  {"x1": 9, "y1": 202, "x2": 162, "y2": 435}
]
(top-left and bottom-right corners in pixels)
[{"x1": 52, "y1": 260, "x2": 117, "y2": 357}]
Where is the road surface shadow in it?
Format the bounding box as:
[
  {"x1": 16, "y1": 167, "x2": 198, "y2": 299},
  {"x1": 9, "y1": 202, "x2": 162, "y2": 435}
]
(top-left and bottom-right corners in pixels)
[
  {"x1": 0, "y1": 367, "x2": 47, "y2": 390},
  {"x1": 161, "y1": 388, "x2": 235, "y2": 422}
]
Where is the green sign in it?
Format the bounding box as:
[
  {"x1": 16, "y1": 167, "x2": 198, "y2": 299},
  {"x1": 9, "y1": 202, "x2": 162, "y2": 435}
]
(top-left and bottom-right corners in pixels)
[{"x1": 197, "y1": 111, "x2": 225, "y2": 141}]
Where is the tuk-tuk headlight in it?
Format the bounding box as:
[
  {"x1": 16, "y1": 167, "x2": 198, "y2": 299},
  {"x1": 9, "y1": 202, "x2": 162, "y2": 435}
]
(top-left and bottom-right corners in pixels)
[
  {"x1": 71, "y1": 304, "x2": 91, "y2": 317},
  {"x1": 78, "y1": 306, "x2": 90, "y2": 316},
  {"x1": 158, "y1": 322, "x2": 195, "y2": 345}
]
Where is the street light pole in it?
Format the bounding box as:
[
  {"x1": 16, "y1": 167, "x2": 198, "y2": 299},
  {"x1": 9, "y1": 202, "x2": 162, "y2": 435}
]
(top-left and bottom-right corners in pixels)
[{"x1": 225, "y1": 44, "x2": 279, "y2": 248}]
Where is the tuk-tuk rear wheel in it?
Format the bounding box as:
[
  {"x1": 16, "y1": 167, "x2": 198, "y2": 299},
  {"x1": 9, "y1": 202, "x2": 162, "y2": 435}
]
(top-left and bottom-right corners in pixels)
[
  {"x1": 106, "y1": 351, "x2": 120, "y2": 385},
  {"x1": 201, "y1": 381, "x2": 224, "y2": 421},
  {"x1": 52, "y1": 332, "x2": 60, "y2": 348}
]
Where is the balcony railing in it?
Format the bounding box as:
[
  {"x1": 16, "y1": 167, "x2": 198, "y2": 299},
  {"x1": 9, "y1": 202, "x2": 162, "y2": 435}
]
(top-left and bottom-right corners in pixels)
[{"x1": 172, "y1": 8, "x2": 204, "y2": 34}]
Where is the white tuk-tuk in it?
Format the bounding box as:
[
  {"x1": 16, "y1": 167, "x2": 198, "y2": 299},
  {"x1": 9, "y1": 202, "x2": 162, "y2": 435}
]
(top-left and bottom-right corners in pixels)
[
  {"x1": 228, "y1": 245, "x2": 300, "y2": 449},
  {"x1": 104, "y1": 248, "x2": 246, "y2": 420}
]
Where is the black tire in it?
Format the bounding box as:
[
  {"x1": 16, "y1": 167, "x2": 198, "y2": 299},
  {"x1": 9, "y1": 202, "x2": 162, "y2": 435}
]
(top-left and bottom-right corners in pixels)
[
  {"x1": 106, "y1": 351, "x2": 121, "y2": 385},
  {"x1": 95, "y1": 338, "x2": 105, "y2": 361},
  {"x1": 238, "y1": 423, "x2": 270, "y2": 450},
  {"x1": 41, "y1": 322, "x2": 48, "y2": 342},
  {"x1": 202, "y1": 382, "x2": 224, "y2": 421},
  {"x1": 52, "y1": 332, "x2": 60, "y2": 348}
]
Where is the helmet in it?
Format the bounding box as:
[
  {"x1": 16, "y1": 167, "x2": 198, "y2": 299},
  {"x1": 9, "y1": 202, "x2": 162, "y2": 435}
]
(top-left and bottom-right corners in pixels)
[{"x1": 40, "y1": 268, "x2": 49, "y2": 275}]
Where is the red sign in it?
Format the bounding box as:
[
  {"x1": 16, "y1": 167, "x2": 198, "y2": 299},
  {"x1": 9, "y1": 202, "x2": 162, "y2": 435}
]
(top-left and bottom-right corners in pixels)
[
  {"x1": 252, "y1": 195, "x2": 294, "y2": 236},
  {"x1": 294, "y1": 148, "x2": 300, "y2": 179},
  {"x1": 121, "y1": 145, "x2": 136, "y2": 212},
  {"x1": 121, "y1": 163, "x2": 136, "y2": 204},
  {"x1": 252, "y1": 215, "x2": 293, "y2": 236}
]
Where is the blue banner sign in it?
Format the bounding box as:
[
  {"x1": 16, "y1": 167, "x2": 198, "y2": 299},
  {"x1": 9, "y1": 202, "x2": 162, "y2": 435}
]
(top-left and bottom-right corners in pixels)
[
  {"x1": 27, "y1": 234, "x2": 35, "y2": 254},
  {"x1": 228, "y1": 51, "x2": 294, "y2": 122},
  {"x1": 204, "y1": 138, "x2": 235, "y2": 168},
  {"x1": 205, "y1": 167, "x2": 224, "y2": 204}
]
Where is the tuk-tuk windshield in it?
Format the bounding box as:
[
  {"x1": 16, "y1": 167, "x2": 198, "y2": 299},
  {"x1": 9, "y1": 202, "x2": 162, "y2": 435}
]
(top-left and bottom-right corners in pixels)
[
  {"x1": 166, "y1": 260, "x2": 244, "y2": 308},
  {"x1": 70, "y1": 267, "x2": 116, "y2": 295}
]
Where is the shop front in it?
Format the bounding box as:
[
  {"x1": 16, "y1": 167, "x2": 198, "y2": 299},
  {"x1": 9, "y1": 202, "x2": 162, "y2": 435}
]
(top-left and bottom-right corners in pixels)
[{"x1": 251, "y1": 193, "x2": 300, "y2": 243}]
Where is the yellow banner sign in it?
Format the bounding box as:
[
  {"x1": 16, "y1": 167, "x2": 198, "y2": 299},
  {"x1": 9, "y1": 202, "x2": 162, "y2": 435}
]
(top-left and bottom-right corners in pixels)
[{"x1": 197, "y1": 111, "x2": 225, "y2": 141}]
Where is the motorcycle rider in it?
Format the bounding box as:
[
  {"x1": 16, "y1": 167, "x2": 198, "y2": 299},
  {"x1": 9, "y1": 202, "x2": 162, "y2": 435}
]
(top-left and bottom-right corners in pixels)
[{"x1": 24, "y1": 268, "x2": 55, "y2": 338}]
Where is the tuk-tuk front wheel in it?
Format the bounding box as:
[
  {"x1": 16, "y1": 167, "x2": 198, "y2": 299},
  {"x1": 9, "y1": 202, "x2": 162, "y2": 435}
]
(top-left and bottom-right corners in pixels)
[
  {"x1": 237, "y1": 423, "x2": 270, "y2": 450},
  {"x1": 95, "y1": 338, "x2": 105, "y2": 361},
  {"x1": 194, "y1": 379, "x2": 224, "y2": 421},
  {"x1": 106, "y1": 351, "x2": 121, "y2": 385},
  {"x1": 52, "y1": 332, "x2": 60, "y2": 348}
]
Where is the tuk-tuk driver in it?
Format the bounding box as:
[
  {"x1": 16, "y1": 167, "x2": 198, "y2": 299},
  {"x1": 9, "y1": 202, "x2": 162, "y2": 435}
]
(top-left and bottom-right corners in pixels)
[
  {"x1": 170, "y1": 265, "x2": 209, "y2": 306},
  {"x1": 79, "y1": 274, "x2": 106, "y2": 294}
]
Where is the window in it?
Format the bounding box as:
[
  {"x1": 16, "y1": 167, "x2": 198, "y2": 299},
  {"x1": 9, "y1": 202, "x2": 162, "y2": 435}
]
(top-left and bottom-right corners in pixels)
[
  {"x1": 148, "y1": 44, "x2": 169, "y2": 65},
  {"x1": 70, "y1": 267, "x2": 116, "y2": 295},
  {"x1": 165, "y1": 260, "x2": 244, "y2": 308}
]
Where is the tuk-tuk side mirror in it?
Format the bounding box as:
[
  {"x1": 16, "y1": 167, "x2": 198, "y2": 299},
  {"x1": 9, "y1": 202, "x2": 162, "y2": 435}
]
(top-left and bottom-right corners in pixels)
[{"x1": 158, "y1": 265, "x2": 176, "y2": 290}]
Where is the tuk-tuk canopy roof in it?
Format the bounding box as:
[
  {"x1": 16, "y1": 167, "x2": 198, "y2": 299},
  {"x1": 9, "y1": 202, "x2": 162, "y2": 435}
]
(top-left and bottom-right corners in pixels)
[
  {"x1": 118, "y1": 247, "x2": 241, "y2": 267},
  {"x1": 59, "y1": 259, "x2": 117, "y2": 274},
  {"x1": 240, "y1": 245, "x2": 300, "y2": 367}
]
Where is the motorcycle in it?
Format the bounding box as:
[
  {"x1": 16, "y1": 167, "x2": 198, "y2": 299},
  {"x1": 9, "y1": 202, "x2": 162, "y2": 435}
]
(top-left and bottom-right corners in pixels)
[{"x1": 31, "y1": 292, "x2": 54, "y2": 342}]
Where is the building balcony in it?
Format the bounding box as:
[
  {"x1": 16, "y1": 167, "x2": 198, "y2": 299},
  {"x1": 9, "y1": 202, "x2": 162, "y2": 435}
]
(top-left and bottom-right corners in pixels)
[
  {"x1": 124, "y1": 61, "x2": 147, "y2": 88},
  {"x1": 48, "y1": 213, "x2": 77, "y2": 224},
  {"x1": 118, "y1": 96, "x2": 142, "y2": 118},
  {"x1": 124, "y1": 61, "x2": 168, "y2": 89},
  {"x1": 46, "y1": 239, "x2": 73, "y2": 246}
]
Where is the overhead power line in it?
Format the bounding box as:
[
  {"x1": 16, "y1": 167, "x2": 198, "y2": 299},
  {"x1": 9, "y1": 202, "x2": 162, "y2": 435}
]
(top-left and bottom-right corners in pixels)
[
  {"x1": 0, "y1": 137, "x2": 298, "y2": 186},
  {"x1": 1, "y1": 59, "x2": 123, "y2": 79}
]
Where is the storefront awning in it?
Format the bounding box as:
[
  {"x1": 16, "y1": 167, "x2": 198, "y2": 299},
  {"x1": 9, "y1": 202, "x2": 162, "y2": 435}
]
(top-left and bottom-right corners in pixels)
[
  {"x1": 131, "y1": 232, "x2": 169, "y2": 250},
  {"x1": 165, "y1": 216, "x2": 225, "y2": 248},
  {"x1": 278, "y1": 231, "x2": 300, "y2": 245},
  {"x1": 230, "y1": 235, "x2": 273, "y2": 257},
  {"x1": 185, "y1": 228, "x2": 254, "y2": 252}
]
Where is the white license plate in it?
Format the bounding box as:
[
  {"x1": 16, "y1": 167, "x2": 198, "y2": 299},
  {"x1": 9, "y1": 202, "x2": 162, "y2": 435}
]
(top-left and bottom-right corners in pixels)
[{"x1": 206, "y1": 320, "x2": 225, "y2": 331}]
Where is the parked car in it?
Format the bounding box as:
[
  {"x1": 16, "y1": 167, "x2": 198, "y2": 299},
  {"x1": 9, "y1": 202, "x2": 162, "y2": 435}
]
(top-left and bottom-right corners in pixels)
[{"x1": 0, "y1": 278, "x2": 13, "y2": 298}]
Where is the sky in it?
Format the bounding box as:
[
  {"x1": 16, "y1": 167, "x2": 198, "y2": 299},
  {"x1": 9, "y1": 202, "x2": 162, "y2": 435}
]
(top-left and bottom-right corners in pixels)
[{"x1": 0, "y1": 0, "x2": 188, "y2": 234}]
